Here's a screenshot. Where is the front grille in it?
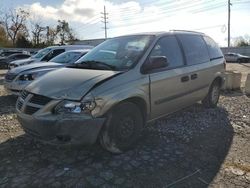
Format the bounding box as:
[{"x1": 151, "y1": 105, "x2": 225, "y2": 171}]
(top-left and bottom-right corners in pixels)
[
  {"x1": 17, "y1": 100, "x2": 23, "y2": 110},
  {"x1": 21, "y1": 90, "x2": 29, "y2": 100},
  {"x1": 29, "y1": 94, "x2": 52, "y2": 106},
  {"x1": 16, "y1": 91, "x2": 52, "y2": 115},
  {"x1": 24, "y1": 106, "x2": 40, "y2": 115},
  {"x1": 5, "y1": 73, "x2": 17, "y2": 81}
]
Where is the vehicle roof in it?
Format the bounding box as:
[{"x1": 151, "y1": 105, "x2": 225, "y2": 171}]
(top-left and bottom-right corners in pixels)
[
  {"x1": 117, "y1": 30, "x2": 205, "y2": 38},
  {"x1": 46, "y1": 45, "x2": 93, "y2": 50},
  {"x1": 64, "y1": 49, "x2": 91, "y2": 53},
  {"x1": 225, "y1": 52, "x2": 238, "y2": 55},
  {"x1": 8, "y1": 53, "x2": 30, "y2": 57}
]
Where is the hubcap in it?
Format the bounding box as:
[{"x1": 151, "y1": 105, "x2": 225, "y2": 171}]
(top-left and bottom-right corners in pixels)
[
  {"x1": 211, "y1": 85, "x2": 220, "y2": 104},
  {"x1": 118, "y1": 116, "x2": 135, "y2": 139}
]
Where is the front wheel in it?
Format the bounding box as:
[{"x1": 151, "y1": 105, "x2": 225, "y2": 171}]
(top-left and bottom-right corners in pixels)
[
  {"x1": 202, "y1": 81, "x2": 221, "y2": 108},
  {"x1": 99, "y1": 102, "x2": 143, "y2": 154}
]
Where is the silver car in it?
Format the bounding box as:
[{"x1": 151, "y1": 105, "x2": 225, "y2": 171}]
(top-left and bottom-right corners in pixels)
[
  {"x1": 16, "y1": 31, "x2": 225, "y2": 153},
  {"x1": 224, "y1": 52, "x2": 250, "y2": 63},
  {"x1": 8, "y1": 45, "x2": 93, "y2": 69},
  {"x1": 4, "y1": 49, "x2": 90, "y2": 95}
]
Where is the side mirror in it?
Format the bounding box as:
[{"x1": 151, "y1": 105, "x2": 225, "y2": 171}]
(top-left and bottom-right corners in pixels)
[{"x1": 143, "y1": 56, "x2": 169, "y2": 72}]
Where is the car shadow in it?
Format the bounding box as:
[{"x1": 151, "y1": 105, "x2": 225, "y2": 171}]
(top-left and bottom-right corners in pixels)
[
  {"x1": 0, "y1": 95, "x2": 17, "y2": 115},
  {"x1": 0, "y1": 104, "x2": 233, "y2": 187},
  {"x1": 0, "y1": 78, "x2": 4, "y2": 85}
]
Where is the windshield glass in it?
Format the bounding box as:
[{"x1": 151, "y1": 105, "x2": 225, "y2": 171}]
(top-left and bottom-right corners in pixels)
[
  {"x1": 72, "y1": 35, "x2": 154, "y2": 70},
  {"x1": 49, "y1": 51, "x2": 83, "y2": 64},
  {"x1": 32, "y1": 48, "x2": 51, "y2": 59}
]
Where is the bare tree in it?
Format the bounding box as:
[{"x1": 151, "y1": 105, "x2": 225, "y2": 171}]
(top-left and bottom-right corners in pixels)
[
  {"x1": 2, "y1": 8, "x2": 29, "y2": 46},
  {"x1": 31, "y1": 23, "x2": 45, "y2": 46},
  {"x1": 43, "y1": 26, "x2": 57, "y2": 45},
  {"x1": 56, "y1": 20, "x2": 76, "y2": 45},
  {"x1": 234, "y1": 35, "x2": 250, "y2": 47}
]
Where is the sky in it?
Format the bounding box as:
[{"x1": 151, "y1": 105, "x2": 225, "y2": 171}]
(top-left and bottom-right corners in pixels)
[{"x1": 1, "y1": 0, "x2": 250, "y2": 47}]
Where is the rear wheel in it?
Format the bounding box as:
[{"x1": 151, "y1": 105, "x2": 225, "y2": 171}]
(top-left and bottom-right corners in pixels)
[
  {"x1": 99, "y1": 102, "x2": 143, "y2": 154},
  {"x1": 202, "y1": 80, "x2": 221, "y2": 108}
]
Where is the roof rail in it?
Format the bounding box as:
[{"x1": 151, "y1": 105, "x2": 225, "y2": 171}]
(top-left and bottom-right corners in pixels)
[{"x1": 170, "y1": 30, "x2": 204, "y2": 34}]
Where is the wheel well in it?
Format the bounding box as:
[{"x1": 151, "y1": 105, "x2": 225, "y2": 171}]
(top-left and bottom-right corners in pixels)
[
  {"x1": 213, "y1": 76, "x2": 223, "y2": 87},
  {"x1": 114, "y1": 97, "x2": 147, "y2": 125}
]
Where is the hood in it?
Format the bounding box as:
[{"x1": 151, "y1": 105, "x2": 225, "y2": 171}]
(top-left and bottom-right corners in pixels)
[
  {"x1": 8, "y1": 62, "x2": 62, "y2": 75},
  {"x1": 10, "y1": 58, "x2": 35, "y2": 66},
  {"x1": 26, "y1": 68, "x2": 121, "y2": 100}
]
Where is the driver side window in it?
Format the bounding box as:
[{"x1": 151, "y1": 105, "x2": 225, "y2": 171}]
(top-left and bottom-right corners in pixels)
[{"x1": 149, "y1": 36, "x2": 184, "y2": 69}]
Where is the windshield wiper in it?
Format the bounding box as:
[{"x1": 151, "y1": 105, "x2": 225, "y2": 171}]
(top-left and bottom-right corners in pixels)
[
  {"x1": 68, "y1": 60, "x2": 116, "y2": 70},
  {"x1": 84, "y1": 60, "x2": 116, "y2": 70}
]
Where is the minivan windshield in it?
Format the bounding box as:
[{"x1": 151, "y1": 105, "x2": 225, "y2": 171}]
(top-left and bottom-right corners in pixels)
[
  {"x1": 32, "y1": 48, "x2": 51, "y2": 59},
  {"x1": 70, "y1": 35, "x2": 154, "y2": 70}
]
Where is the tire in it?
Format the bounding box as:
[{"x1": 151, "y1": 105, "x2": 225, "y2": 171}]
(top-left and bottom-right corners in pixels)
[
  {"x1": 99, "y1": 102, "x2": 143, "y2": 154},
  {"x1": 202, "y1": 80, "x2": 221, "y2": 108}
]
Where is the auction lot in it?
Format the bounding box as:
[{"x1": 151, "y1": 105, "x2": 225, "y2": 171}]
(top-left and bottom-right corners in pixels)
[{"x1": 0, "y1": 69, "x2": 250, "y2": 187}]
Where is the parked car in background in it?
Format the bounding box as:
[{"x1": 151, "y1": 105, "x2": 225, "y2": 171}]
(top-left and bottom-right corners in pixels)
[
  {"x1": 224, "y1": 52, "x2": 250, "y2": 63},
  {"x1": 0, "y1": 53, "x2": 31, "y2": 69},
  {"x1": 0, "y1": 50, "x2": 22, "y2": 57},
  {"x1": 8, "y1": 45, "x2": 93, "y2": 69},
  {"x1": 4, "y1": 49, "x2": 90, "y2": 95},
  {"x1": 16, "y1": 31, "x2": 225, "y2": 153}
]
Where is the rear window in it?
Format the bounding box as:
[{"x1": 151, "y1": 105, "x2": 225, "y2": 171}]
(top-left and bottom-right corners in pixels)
[
  {"x1": 203, "y1": 36, "x2": 223, "y2": 59},
  {"x1": 178, "y1": 34, "x2": 210, "y2": 65}
]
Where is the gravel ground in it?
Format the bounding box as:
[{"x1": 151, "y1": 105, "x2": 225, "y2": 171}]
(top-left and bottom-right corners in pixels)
[{"x1": 0, "y1": 74, "x2": 250, "y2": 187}]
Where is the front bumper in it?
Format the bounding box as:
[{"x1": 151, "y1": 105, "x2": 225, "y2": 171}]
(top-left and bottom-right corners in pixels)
[{"x1": 17, "y1": 111, "x2": 105, "y2": 145}]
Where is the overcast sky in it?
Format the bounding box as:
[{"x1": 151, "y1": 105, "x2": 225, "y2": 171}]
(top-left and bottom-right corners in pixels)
[{"x1": 1, "y1": 0, "x2": 250, "y2": 46}]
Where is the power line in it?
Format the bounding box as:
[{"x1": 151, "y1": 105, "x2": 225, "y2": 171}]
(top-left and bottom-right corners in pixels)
[
  {"x1": 109, "y1": 1, "x2": 224, "y2": 23},
  {"x1": 108, "y1": 3, "x2": 225, "y2": 29}
]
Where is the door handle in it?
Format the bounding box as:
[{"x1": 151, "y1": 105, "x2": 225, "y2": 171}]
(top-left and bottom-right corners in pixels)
[
  {"x1": 191, "y1": 74, "x2": 198, "y2": 80},
  {"x1": 181, "y1": 76, "x2": 189, "y2": 82}
]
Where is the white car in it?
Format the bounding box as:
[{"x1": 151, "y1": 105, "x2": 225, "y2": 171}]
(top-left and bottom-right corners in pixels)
[
  {"x1": 4, "y1": 49, "x2": 90, "y2": 95},
  {"x1": 224, "y1": 52, "x2": 250, "y2": 63},
  {"x1": 8, "y1": 45, "x2": 93, "y2": 69}
]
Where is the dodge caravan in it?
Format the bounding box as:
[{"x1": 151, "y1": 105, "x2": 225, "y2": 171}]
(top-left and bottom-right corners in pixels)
[{"x1": 16, "y1": 31, "x2": 225, "y2": 153}]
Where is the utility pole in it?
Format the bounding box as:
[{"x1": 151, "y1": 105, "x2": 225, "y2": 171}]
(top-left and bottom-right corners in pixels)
[
  {"x1": 228, "y1": 0, "x2": 232, "y2": 47},
  {"x1": 46, "y1": 26, "x2": 49, "y2": 44},
  {"x1": 101, "y1": 6, "x2": 108, "y2": 39}
]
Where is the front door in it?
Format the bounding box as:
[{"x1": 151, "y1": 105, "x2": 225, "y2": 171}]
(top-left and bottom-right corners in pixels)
[{"x1": 147, "y1": 35, "x2": 195, "y2": 120}]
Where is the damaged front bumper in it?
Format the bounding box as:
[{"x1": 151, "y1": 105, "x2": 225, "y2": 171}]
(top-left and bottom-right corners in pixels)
[{"x1": 17, "y1": 112, "x2": 105, "y2": 145}]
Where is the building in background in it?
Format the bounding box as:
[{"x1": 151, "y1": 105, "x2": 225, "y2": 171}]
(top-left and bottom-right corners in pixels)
[{"x1": 70, "y1": 38, "x2": 107, "y2": 46}]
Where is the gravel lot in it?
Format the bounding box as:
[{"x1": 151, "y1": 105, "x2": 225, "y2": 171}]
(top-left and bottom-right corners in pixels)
[{"x1": 0, "y1": 71, "x2": 250, "y2": 187}]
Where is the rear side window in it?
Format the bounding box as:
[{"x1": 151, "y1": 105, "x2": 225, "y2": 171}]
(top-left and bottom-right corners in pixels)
[
  {"x1": 203, "y1": 36, "x2": 223, "y2": 59},
  {"x1": 178, "y1": 34, "x2": 210, "y2": 65},
  {"x1": 149, "y1": 36, "x2": 184, "y2": 69},
  {"x1": 42, "y1": 49, "x2": 65, "y2": 61}
]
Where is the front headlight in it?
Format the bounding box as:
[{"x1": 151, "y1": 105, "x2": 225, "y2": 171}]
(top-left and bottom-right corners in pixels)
[
  {"x1": 54, "y1": 93, "x2": 96, "y2": 114},
  {"x1": 18, "y1": 70, "x2": 49, "y2": 81}
]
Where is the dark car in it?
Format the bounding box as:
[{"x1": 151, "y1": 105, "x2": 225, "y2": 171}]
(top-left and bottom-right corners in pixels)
[
  {"x1": 0, "y1": 53, "x2": 31, "y2": 69},
  {"x1": 224, "y1": 52, "x2": 250, "y2": 63},
  {"x1": 0, "y1": 51, "x2": 21, "y2": 57}
]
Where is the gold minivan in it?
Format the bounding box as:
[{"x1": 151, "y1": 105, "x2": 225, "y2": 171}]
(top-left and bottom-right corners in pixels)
[{"x1": 16, "y1": 31, "x2": 225, "y2": 153}]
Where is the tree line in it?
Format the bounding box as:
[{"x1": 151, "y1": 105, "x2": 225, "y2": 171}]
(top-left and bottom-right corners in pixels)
[{"x1": 0, "y1": 8, "x2": 77, "y2": 48}]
